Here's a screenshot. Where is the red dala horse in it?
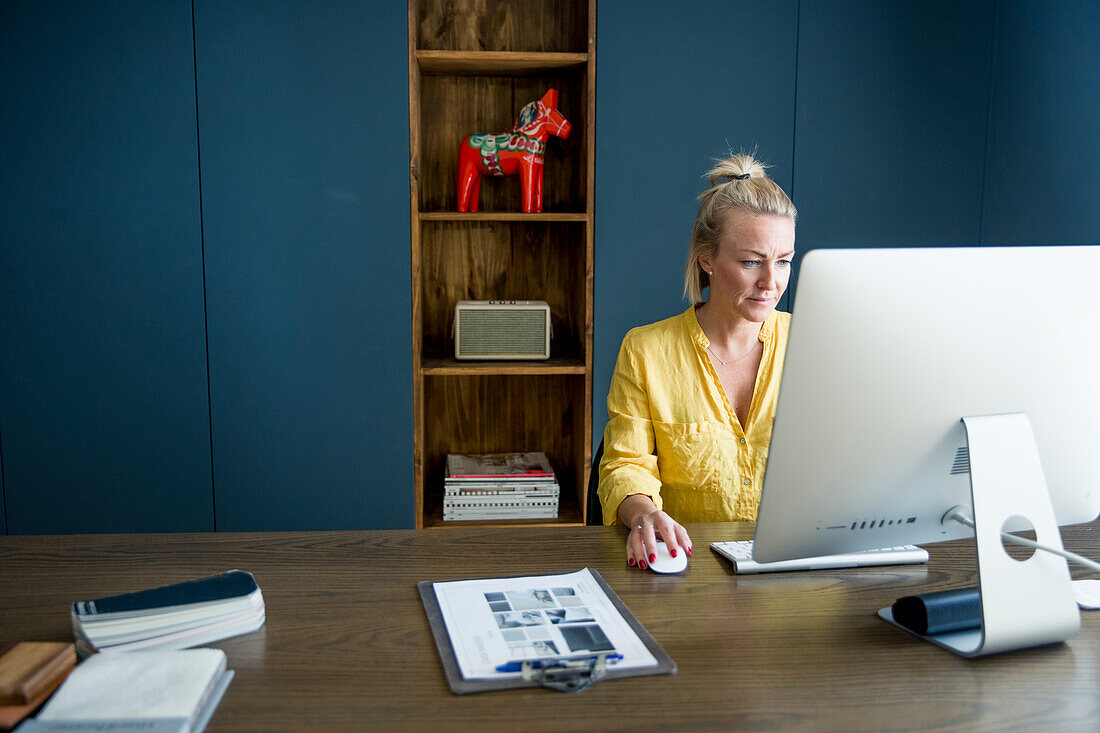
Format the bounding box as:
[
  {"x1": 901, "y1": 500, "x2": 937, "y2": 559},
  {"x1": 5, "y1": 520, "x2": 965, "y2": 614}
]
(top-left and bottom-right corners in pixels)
[{"x1": 456, "y1": 89, "x2": 571, "y2": 213}]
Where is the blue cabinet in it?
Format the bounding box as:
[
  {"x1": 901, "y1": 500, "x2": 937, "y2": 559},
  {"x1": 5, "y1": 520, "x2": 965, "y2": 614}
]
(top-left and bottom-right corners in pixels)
[
  {"x1": 194, "y1": 1, "x2": 412, "y2": 530},
  {"x1": 0, "y1": 1, "x2": 213, "y2": 533},
  {"x1": 792, "y1": 1, "x2": 995, "y2": 257}
]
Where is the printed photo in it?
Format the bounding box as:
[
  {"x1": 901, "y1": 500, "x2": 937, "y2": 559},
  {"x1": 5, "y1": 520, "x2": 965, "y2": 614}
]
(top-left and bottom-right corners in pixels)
[
  {"x1": 546, "y1": 607, "x2": 594, "y2": 624},
  {"x1": 484, "y1": 592, "x2": 506, "y2": 603},
  {"x1": 551, "y1": 587, "x2": 576, "y2": 597},
  {"x1": 559, "y1": 624, "x2": 615, "y2": 653},
  {"x1": 494, "y1": 611, "x2": 545, "y2": 629},
  {"x1": 501, "y1": 629, "x2": 526, "y2": 642},
  {"x1": 558, "y1": 596, "x2": 583, "y2": 607},
  {"x1": 554, "y1": 603, "x2": 589, "y2": 620},
  {"x1": 489, "y1": 600, "x2": 511, "y2": 613},
  {"x1": 507, "y1": 640, "x2": 560, "y2": 659},
  {"x1": 506, "y1": 589, "x2": 557, "y2": 611}
]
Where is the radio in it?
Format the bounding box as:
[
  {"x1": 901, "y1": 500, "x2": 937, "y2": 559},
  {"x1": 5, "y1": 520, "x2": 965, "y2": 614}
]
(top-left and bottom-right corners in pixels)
[{"x1": 453, "y1": 300, "x2": 552, "y2": 360}]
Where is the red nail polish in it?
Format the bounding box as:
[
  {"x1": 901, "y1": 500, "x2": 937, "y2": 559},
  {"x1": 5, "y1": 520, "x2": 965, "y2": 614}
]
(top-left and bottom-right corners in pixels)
[
  {"x1": 687, "y1": 548, "x2": 693, "y2": 557},
  {"x1": 628, "y1": 558, "x2": 636, "y2": 566},
  {"x1": 649, "y1": 553, "x2": 657, "y2": 563},
  {"x1": 670, "y1": 549, "x2": 678, "y2": 558},
  {"x1": 639, "y1": 560, "x2": 647, "y2": 570}
]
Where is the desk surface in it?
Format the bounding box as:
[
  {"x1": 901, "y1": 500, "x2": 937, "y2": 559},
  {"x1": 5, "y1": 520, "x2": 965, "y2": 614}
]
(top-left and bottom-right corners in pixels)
[{"x1": 1, "y1": 523, "x2": 1098, "y2": 732}]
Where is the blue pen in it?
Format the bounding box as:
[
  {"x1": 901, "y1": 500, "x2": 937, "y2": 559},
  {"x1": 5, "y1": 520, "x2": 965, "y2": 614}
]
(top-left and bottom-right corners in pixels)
[{"x1": 495, "y1": 653, "x2": 623, "y2": 673}]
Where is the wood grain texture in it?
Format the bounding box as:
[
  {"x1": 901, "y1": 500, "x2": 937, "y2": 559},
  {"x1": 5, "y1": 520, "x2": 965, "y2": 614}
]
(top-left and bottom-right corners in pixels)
[
  {"x1": 415, "y1": 0, "x2": 587, "y2": 53},
  {"x1": 1, "y1": 523, "x2": 1097, "y2": 732},
  {"x1": 409, "y1": 0, "x2": 594, "y2": 530},
  {"x1": 419, "y1": 211, "x2": 586, "y2": 221},
  {"x1": 419, "y1": 220, "x2": 585, "y2": 359},
  {"x1": 421, "y1": 356, "x2": 586, "y2": 375},
  {"x1": 417, "y1": 50, "x2": 587, "y2": 75},
  {"x1": 422, "y1": 373, "x2": 586, "y2": 526},
  {"x1": 418, "y1": 73, "x2": 585, "y2": 213},
  {"x1": 410, "y1": 0, "x2": 426, "y2": 527},
  {"x1": 581, "y1": 0, "x2": 595, "y2": 510}
]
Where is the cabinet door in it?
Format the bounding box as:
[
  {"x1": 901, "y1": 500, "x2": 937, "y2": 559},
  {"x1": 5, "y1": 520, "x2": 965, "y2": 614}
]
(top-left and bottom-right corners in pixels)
[
  {"x1": 0, "y1": 1, "x2": 213, "y2": 533},
  {"x1": 194, "y1": 1, "x2": 413, "y2": 530},
  {"x1": 981, "y1": 2, "x2": 1100, "y2": 244},
  {"x1": 794, "y1": 0, "x2": 993, "y2": 250}
]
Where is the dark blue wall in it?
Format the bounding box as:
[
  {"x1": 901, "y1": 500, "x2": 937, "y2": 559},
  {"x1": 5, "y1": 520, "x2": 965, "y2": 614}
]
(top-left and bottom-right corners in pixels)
[
  {"x1": 792, "y1": 1, "x2": 994, "y2": 253},
  {"x1": 1, "y1": 1, "x2": 411, "y2": 533},
  {"x1": 193, "y1": 1, "x2": 411, "y2": 530},
  {"x1": 1, "y1": 1, "x2": 213, "y2": 533},
  {"x1": 3, "y1": 2, "x2": 1099, "y2": 533},
  {"x1": 981, "y1": 1, "x2": 1100, "y2": 244},
  {"x1": 594, "y1": 0, "x2": 799, "y2": 438},
  {"x1": 593, "y1": 0, "x2": 1100, "y2": 443}
]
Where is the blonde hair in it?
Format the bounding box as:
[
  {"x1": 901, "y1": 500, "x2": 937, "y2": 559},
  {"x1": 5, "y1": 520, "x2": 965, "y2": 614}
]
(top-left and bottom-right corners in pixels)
[{"x1": 682, "y1": 154, "x2": 798, "y2": 303}]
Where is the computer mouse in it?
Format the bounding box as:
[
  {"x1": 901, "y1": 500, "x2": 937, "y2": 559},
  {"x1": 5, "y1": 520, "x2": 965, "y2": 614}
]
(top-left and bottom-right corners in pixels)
[{"x1": 647, "y1": 540, "x2": 688, "y2": 574}]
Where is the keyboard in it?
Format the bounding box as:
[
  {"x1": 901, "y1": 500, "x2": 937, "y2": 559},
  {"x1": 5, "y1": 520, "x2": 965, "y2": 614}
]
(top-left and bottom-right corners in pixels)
[{"x1": 710, "y1": 540, "x2": 929, "y2": 574}]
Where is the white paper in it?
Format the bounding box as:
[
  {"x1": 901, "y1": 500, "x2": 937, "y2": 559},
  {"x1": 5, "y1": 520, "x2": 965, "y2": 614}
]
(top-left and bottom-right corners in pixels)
[
  {"x1": 37, "y1": 648, "x2": 226, "y2": 721},
  {"x1": 1072, "y1": 579, "x2": 1100, "y2": 610},
  {"x1": 433, "y1": 568, "x2": 658, "y2": 680}
]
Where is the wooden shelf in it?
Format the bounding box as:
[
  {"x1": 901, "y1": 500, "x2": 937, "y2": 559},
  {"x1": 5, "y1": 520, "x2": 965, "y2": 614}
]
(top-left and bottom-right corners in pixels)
[
  {"x1": 421, "y1": 356, "x2": 586, "y2": 375},
  {"x1": 418, "y1": 211, "x2": 587, "y2": 222},
  {"x1": 417, "y1": 50, "x2": 587, "y2": 76},
  {"x1": 410, "y1": 0, "x2": 595, "y2": 530}
]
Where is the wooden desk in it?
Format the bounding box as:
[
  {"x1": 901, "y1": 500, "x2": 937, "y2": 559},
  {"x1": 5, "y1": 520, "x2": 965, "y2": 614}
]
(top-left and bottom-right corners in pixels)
[{"x1": 2, "y1": 523, "x2": 1098, "y2": 731}]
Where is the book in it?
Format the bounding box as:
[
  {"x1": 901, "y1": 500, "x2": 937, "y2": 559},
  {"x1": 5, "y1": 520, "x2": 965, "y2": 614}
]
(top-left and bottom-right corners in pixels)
[
  {"x1": 443, "y1": 492, "x2": 560, "y2": 521},
  {"x1": 443, "y1": 452, "x2": 560, "y2": 520},
  {"x1": 21, "y1": 649, "x2": 232, "y2": 733},
  {"x1": 72, "y1": 570, "x2": 257, "y2": 617},
  {"x1": 0, "y1": 643, "x2": 75, "y2": 706},
  {"x1": 71, "y1": 571, "x2": 265, "y2": 655},
  {"x1": 445, "y1": 485, "x2": 559, "y2": 498},
  {"x1": 446, "y1": 452, "x2": 554, "y2": 479},
  {"x1": 443, "y1": 507, "x2": 559, "y2": 521},
  {"x1": 444, "y1": 481, "x2": 559, "y2": 494},
  {"x1": 444, "y1": 503, "x2": 559, "y2": 520}
]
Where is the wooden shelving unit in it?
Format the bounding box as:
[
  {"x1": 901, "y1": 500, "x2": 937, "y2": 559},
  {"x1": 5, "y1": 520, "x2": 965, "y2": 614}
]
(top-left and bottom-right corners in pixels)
[
  {"x1": 416, "y1": 50, "x2": 588, "y2": 75},
  {"x1": 408, "y1": 0, "x2": 596, "y2": 528}
]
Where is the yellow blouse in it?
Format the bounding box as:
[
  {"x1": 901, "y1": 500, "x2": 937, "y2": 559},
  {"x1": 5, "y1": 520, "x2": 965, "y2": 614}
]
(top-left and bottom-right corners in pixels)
[{"x1": 598, "y1": 305, "x2": 790, "y2": 525}]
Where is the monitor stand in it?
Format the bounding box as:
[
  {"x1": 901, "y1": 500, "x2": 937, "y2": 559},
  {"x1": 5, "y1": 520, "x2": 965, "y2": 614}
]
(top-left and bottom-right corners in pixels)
[{"x1": 878, "y1": 412, "x2": 1080, "y2": 656}]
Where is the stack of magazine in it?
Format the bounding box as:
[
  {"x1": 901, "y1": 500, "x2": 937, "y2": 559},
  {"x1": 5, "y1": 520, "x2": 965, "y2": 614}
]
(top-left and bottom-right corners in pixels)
[
  {"x1": 70, "y1": 570, "x2": 265, "y2": 656},
  {"x1": 444, "y1": 452, "x2": 560, "y2": 521}
]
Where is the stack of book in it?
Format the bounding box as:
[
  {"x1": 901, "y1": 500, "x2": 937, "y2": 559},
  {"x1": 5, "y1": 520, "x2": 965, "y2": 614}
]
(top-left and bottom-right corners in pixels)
[
  {"x1": 444, "y1": 452, "x2": 560, "y2": 521},
  {"x1": 70, "y1": 570, "x2": 265, "y2": 656}
]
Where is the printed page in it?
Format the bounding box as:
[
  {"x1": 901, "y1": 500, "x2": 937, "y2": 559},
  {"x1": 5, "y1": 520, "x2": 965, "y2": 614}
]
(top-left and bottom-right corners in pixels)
[{"x1": 433, "y1": 568, "x2": 658, "y2": 679}]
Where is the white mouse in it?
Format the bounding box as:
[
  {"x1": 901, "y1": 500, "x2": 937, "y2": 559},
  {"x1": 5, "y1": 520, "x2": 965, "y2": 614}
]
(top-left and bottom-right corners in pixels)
[{"x1": 647, "y1": 540, "x2": 688, "y2": 574}]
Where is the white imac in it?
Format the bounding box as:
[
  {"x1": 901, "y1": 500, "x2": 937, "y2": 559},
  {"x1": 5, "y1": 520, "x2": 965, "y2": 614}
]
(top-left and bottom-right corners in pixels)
[{"x1": 753, "y1": 245, "x2": 1100, "y2": 657}]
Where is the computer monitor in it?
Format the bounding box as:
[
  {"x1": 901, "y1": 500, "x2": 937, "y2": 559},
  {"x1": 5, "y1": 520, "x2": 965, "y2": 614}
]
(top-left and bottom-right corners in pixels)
[{"x1": 752, "y1": 245, "x2": 1100, "y2": 656}]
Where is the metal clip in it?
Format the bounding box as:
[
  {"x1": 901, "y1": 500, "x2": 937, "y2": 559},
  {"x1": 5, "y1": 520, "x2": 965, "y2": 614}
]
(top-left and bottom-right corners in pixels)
[{"x1": 520, "y1": 652, "x2": 613, "y2": 692}]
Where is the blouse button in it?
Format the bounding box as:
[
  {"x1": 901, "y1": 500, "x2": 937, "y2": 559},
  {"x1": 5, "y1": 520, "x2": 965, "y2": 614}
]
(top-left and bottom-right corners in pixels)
[
  {"x1": 740, "y1": 438, "x2": 746, "y2": 444},
  {"x1": 743, "y1": 479, "x2": 751, "y2": 485}
]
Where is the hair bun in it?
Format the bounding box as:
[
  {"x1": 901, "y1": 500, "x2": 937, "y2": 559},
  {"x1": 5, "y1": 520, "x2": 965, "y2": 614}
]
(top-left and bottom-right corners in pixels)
[{"x1": 708, "y1": 154, "x2": 768, "y2": 186}]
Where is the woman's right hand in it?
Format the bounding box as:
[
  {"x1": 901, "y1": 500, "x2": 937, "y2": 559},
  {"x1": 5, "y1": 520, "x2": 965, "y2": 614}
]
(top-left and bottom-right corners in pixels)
[{"x1": 618, "y1": 494, "x2": 693, "y2": 570}]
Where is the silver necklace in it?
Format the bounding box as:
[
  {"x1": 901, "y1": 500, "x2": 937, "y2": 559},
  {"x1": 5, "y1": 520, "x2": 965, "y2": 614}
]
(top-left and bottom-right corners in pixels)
[{"x1": 706, "y1": 340, "x2": 757, "y2": 366}]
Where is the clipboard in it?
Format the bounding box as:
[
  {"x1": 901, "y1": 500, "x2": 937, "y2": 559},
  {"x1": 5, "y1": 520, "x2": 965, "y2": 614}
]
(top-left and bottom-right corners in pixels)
[{"x1": 418, "y1": 567, "x2": 676, "y2": 694}]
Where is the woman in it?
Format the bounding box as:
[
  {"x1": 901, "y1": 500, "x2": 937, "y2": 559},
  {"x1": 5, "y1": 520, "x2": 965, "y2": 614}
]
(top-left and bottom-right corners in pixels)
[{"x1": 597, "y1": 153, "x2": 797, "y2": 570}]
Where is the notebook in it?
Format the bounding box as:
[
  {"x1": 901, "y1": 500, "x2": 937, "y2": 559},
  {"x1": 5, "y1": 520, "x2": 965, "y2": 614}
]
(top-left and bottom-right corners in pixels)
[{"x1": 20, "y1": 649, "x2": 232, "y2": 733}]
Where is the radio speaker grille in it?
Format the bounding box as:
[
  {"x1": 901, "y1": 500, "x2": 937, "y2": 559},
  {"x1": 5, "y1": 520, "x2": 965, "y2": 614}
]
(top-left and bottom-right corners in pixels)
[{"x1": 456, "y1": 307, "x2": 549, "y2": 358}]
